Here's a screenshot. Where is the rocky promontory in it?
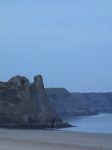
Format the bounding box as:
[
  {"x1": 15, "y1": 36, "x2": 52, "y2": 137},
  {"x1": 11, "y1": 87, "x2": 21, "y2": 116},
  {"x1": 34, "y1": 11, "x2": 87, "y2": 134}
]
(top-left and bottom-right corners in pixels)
[
  {"x1": 46, "y1": 88, "x2": 112, "y2": 116},
  {"x1": 0, "y1": 75, "x2": 68, "y2": 128},
  {"x1": 46, "y1": 88, "x2": 97, "y2": 116}
]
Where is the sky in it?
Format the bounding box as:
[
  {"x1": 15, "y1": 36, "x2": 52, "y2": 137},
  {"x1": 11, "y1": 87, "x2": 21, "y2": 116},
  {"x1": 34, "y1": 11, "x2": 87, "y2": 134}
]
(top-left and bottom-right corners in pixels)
[{"x1": 0, "y1": 0, "x2": 112, "y2": 92}]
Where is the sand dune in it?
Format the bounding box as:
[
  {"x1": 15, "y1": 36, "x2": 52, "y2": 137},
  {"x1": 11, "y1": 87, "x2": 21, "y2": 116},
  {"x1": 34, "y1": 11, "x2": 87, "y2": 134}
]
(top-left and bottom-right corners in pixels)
[{"x1": 0, "y1": 129, "x2": 112, "y2": 150}]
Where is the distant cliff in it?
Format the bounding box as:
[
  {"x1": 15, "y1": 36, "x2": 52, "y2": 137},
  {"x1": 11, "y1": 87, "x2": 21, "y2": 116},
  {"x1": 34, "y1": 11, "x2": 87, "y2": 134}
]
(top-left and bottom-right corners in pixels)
[
  {"x1": 46, "y1": 88, "x2": 97, "y2": 116},
  {"x1": 73, "y1": 92, "x2": 112, "y2": 113},
  {"x1": 46, "y1": 88, "x2": 112, "y2": 116},
  {"x1": 0, "y1": 75, "x2": 68, "y2": 128}
]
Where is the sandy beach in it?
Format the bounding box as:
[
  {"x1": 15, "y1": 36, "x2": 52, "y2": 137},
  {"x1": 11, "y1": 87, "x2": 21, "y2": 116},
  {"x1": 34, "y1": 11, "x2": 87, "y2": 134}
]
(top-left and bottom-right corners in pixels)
[{"x1": 0, "y1": 129, "x2": 112, "y2": 150}]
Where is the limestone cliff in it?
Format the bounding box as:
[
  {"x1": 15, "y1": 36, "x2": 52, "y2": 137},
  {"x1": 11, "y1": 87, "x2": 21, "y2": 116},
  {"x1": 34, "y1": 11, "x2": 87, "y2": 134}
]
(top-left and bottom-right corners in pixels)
[
  {"x1": 46, "y1": 88, "x2": 112, "y2": 116},
  {"x1": 0, "y1": 75, "x2": 66, "y2": 128},
  {"x1": 46, "y1": 88, "x2": 97, "y2": 116},
  {"x1": 73, "y1": 92, "x2": 112, "y2": 113}
]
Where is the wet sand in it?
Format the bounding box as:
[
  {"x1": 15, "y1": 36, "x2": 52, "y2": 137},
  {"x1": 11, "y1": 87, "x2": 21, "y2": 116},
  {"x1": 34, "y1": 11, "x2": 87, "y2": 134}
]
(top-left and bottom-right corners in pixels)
[{"x1": 0, "y1": 129, "x2": 112, "y2": 150}]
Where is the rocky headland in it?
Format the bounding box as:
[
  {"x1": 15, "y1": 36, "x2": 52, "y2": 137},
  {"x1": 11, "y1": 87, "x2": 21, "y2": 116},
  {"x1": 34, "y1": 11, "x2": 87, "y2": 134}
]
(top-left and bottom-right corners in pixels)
[
  {"x1": 46, "y1": 88, "x2": 112, "y2": 116},
  {"x1": 73, "y1": 92, "x2": 112, "y2": 113},
  {"x1": 0, "y1": 75, "x2": 69, "y2": 128}
]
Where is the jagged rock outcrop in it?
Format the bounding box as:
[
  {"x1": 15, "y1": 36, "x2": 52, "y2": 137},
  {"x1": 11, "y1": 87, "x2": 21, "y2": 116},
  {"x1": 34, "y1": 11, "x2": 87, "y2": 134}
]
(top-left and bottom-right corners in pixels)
[
  {"x1": 46, "y1": 88, "x2": 97, "y2": 116},
  {"x1": 46, "y1": 88, "x2": 112, "y2": 116},
  {"x1": 0, "y1": 75, "x2": 68, "y2": 128}
]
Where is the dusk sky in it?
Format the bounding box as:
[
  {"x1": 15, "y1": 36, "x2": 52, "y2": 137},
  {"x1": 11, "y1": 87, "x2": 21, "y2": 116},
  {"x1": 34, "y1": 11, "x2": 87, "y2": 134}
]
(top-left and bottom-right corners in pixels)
[{"x1": 0, "y1": 0, "x2": 112, "y2": 92}]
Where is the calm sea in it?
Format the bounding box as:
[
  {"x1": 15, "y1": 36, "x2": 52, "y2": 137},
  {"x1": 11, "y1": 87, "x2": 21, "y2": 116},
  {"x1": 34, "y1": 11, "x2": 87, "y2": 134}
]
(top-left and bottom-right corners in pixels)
[{"x1": 60, "y1": 113, "x2": 112, "y2": 134}]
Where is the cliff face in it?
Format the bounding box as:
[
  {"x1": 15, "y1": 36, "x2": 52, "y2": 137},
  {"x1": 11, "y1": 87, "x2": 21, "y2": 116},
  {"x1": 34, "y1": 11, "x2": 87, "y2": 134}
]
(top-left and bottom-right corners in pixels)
[
  {"x1": 0, "y1": 75, "x2": 65, "y2": 128},
  {"x1": 46, "y1": 88, "x2": 97, "y2": 116},
  {"x1": 74, "y1": 92, "x2": 112, "y2": 113},
  {"x1": 46, "y1": 88, "x2": 112, "y2": 116}
]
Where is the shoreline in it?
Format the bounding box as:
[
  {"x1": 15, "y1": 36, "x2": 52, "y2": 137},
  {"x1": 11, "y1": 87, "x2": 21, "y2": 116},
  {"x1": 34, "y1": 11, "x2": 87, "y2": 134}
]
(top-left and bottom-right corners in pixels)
[
  {"x1": 1, "y1": 127, "x2": 112, "y2": 135},
  {"x1": 56, "y1": 128, "x2": 112, "y2": 135},
  {"x1": 0, "y1": 129, "x2": 112, "y2": 150}
]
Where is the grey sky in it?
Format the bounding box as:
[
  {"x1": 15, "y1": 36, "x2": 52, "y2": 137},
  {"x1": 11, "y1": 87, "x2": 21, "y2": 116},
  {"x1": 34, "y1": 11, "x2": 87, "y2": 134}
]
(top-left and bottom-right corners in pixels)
[{"x1": 0, "y1": 0, "x2": 112, "y2": 92}]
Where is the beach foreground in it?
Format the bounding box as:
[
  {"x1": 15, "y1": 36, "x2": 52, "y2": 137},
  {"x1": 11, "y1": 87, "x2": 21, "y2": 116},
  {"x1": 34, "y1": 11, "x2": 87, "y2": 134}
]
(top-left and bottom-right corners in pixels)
[{"x1": 0, "y1": 129, "x2": 112, "y2": 150}]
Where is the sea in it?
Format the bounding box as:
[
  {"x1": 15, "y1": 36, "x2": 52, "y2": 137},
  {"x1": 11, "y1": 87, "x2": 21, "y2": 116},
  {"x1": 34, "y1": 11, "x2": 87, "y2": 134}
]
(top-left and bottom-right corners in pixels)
[{"x1": 60, "y1": 113, "x2": 112, "y2": 134}]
